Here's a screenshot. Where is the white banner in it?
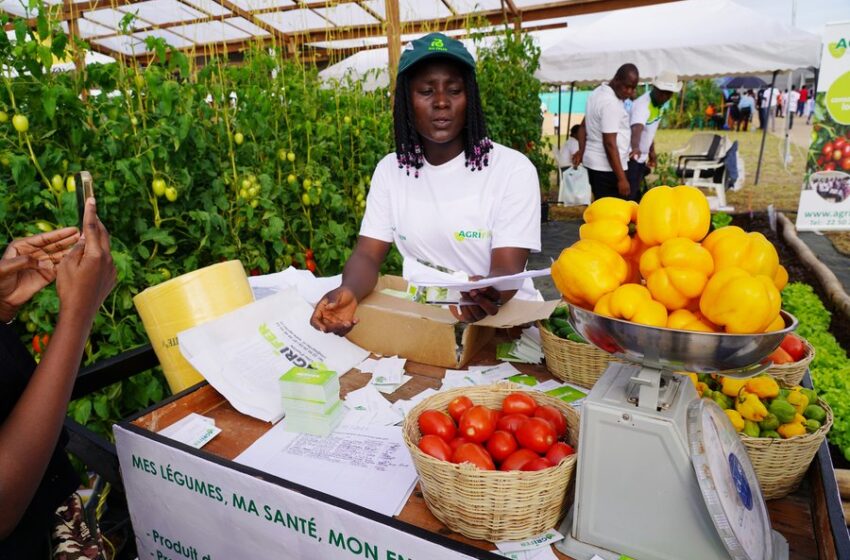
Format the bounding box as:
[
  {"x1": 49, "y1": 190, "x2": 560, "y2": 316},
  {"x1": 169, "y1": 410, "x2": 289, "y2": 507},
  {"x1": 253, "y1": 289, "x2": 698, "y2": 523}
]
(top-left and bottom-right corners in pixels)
[
  {"x1": 797, "y1": 22, "x2": 850, "y2": 231},
  {"x1": 115, "y1": 425, "x2": 483, "y2": 560}
]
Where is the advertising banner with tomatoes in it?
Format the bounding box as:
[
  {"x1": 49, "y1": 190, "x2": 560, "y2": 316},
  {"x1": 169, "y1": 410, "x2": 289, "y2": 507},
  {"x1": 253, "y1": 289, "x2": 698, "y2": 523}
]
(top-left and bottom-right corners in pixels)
[{"x1": 797, "y1": 22, "x2": 850, "y2": 231}]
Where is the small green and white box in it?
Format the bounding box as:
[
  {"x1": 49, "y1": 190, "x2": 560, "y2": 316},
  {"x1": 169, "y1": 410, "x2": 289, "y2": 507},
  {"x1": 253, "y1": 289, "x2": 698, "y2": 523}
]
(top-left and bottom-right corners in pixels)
[
  {"x1": 283, "y1": 400, "x2": 345, "y2": 437},
  {"x1": 279, "y1": 366, "x2": 340, "y2": 403},
  {"x1": 282, "y1": 396, "x2": 339, "y2": 415}
]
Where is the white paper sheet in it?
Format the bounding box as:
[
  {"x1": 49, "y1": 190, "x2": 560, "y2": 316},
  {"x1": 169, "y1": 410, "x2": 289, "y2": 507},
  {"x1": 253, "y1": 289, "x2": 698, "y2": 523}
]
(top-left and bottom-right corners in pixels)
[
  {"x1": 342, "y1": 384, "x2": 404, "y2": 427},
  {"x1": 406, "y1": 266, "x2": 551, "y2": 292},
  {"x1": 248, "y1": 267, "x2": 342, "y2": 306},
  {"x1": 235, "y1": 423, "x2": 419, "y2": 517},
  {"x1": 178, "y1": 288, "x2": 369, "y2": 423},
  {"x1": 158, "y1": 413, "x2": 220, "y2": 449}
]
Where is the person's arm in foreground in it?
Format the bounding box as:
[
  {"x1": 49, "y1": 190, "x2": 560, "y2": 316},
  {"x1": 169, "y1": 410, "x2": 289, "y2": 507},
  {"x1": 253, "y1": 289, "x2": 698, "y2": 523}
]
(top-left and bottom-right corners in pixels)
[
  {"x1": 648, "y1": 141, "x2": 657, "y2": 168},
  {"x1": 0, "y1": 199, "x2": 115, "y2": 537},
  {"x1": 603, "y1": 132, "x2": 630, "y2": 197},
  {"x1": 310, "y1": 236, "x2": 391, "y2": 336}
]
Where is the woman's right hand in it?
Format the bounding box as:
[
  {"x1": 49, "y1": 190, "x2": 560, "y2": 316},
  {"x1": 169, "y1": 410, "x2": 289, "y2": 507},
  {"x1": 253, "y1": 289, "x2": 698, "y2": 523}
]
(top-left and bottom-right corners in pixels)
[
  {"x1": 310, "y1": 286, "x2": 359, "y2": 336},
  {"x1": 56, "y1": 198, "x2": 116, "y2": 324}
]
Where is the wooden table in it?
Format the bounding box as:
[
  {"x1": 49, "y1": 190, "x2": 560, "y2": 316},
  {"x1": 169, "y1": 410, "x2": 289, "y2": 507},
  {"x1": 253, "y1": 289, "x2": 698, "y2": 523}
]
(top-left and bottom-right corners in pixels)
[{"x1": 128, "y1": 338, "x2": 837, "y2": 559}]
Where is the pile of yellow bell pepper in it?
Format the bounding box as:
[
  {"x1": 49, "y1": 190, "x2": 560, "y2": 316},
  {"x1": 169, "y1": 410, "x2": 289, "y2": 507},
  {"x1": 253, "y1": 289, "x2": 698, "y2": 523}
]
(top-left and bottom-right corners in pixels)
[
  {"x1": 550, "y1": 186, "x2": 788, "y2": 333},
  {"x1": 691, "y1": 373, "x2": 830, "y2": 439}
]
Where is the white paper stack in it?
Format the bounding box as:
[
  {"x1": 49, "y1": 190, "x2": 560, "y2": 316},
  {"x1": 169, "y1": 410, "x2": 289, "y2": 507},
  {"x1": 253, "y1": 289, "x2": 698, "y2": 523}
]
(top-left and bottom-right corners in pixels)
[
  {"x1": 342, "y1": 383, "x2": 404, "y2": 427},
  {"x1": 496, "y1": 326, "x2": 544, "y2": 364}
]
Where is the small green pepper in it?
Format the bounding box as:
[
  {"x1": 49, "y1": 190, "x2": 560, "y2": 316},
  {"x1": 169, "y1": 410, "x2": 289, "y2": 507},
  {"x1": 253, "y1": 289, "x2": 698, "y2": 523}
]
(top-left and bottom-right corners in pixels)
[
  {"x1": 759, "y1": 413, "x2": 780, "y2": 432},
  {"x1": 803, "y1": 404, "x2": 827, "y2": 423},
  {"x1": 743, "y1": 419, "x2": 761, "y2": 438}
]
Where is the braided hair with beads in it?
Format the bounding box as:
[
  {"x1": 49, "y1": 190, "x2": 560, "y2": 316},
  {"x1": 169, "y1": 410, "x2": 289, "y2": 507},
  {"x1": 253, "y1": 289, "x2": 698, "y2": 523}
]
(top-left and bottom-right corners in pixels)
[{"x1": 393, "y1": 61, "x2": 493, "y2": 178}]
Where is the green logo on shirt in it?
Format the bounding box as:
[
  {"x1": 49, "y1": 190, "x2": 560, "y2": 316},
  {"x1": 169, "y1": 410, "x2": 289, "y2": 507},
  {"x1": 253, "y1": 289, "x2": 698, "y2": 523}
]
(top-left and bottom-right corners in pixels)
[{"x1": 454, "y1": 229, "x2": 491, "y2": 242}]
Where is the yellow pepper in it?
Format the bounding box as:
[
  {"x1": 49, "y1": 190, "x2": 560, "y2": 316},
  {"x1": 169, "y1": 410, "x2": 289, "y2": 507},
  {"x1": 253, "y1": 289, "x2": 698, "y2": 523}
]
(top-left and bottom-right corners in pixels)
[
  {"x1": 720, "y1": 376, "x2": 748, "y2": 397},
  {"x1": 594, "y1": 284, "x2": 668, "y2": 327},
  {"x1": 636, "y1": 185, "x2": 711, "y2": 245},
  {"x1": 774, "y1": 264, "x2": 788, "y2": 291},
  {"x1": 744, "y1": 375, "x2": 780, "y2": 399},
  {"x1": 699, "y1": 267, "x2": 781, "y2": 334},
  {"x1": 785, "y1": 389, "x2": 809, "y2": 414},
  {"x1": 701, "y1": 226, "x2": 781, "y2": 280},
  {"x1": 777, "y1": 421, "x2": 806, "y2": 439},
  {"x1": 667, "y1": 309, "x2": 717, "y2": 332},
  {"x1": 736, "y1": 390, "x2": 769, "y2": 422},
  {"x1": 552, "y1": 239, "x2": 629, "y2": 308},
  {"x1": 764, "y1": 314, "x2": 786, "y2": 332},
  {"x1": 639, "y1": 238, "x2": 714, "y2": 310},
  {"x1": 580, "y1": 198, "x2": 640, "y2": 256},
  {"x1": 725, "y1": 409, "x2": 745, "y2": 432}
]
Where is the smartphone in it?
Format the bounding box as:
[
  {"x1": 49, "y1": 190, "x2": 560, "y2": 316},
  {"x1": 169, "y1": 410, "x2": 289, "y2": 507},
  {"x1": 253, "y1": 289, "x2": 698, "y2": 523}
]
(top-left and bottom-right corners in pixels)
[{"x1": 74, "y1": 171, "x2": 94, "y2": 229}]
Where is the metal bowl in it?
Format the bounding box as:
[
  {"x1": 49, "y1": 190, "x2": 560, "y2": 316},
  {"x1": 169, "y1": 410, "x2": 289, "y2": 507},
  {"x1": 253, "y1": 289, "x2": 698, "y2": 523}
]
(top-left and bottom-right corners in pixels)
[{"x1": 568, "y1": 305, "x2": 798, "y2": 377}]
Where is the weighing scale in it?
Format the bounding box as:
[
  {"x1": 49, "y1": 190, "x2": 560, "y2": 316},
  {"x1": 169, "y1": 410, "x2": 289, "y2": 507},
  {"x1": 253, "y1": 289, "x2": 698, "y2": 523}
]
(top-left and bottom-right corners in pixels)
[{"x1": 555, "y1": 306, "x2": 797, "y2": 560}]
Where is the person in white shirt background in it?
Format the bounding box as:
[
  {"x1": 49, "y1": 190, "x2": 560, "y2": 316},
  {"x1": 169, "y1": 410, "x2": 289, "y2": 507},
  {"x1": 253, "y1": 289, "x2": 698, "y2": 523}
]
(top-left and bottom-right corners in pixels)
[
  {"x1": 557, "y1": 125, "x2": 581, "y2": 171},
  {"x1": 573, "y1": 63, "x2": 640, "y2": 200},
  {"x1": 627, "y1": 71, "x2": 680, "y2": 200},
  {"x1": 787, "y1": 85, "x2": 800, "y2": 129},
  {"x1": 311, "y1": 33, "x2": 541, "y2": 333}
]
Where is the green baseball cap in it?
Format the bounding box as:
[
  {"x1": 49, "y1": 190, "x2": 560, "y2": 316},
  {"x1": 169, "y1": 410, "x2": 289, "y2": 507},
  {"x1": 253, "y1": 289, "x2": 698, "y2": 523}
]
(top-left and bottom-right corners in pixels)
[{"x1": 397, "y1": 32, "x2": 475, "y2": 76}]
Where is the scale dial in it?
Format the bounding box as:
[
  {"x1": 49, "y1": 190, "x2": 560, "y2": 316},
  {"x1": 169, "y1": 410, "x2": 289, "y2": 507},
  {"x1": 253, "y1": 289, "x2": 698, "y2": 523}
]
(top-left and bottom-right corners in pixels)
[{"x1": 688, "y1": 398, "x2": 774, "y2": 560}]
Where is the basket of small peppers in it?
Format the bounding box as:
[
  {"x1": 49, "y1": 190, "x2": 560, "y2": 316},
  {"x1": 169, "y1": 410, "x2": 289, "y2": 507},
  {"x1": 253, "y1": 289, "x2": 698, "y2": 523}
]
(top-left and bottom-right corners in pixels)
[
  {"x1": 692, "y1": 373, "x2": 832, "y2": 500},
  {"x1": 538, "y1": 306, "x2": 619, "y2": 389}
]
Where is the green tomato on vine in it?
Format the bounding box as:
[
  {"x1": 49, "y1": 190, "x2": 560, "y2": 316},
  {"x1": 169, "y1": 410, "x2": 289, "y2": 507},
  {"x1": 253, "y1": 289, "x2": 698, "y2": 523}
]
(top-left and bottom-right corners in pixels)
[
  {"x1": 12, "y1": 114, "x2": 28, "y2": 133},
  {"x1": 234, "y1": 132, "x2": 244, "y2": 145},
  {"x1": 287, "y1": 151, "x2": 296, "y2": 163},
  {"x1": 152, "y1": 179, "x2": 166, "y2": 197},
  {"x1": 287, "y1": 174, "x2": 296, "y2": 185},
  {"x1": 66, "y1": 176, "x2": 76, "y2": 192},
  {"x1": 165, "y1": 187, "x2": 178, "y2": 202},
  {"x1": 51, "y1": 175, "x2": 64, "y2": 193},
  {"x1": 0, "y1": 111, "x2": 7, "y2": 123}
]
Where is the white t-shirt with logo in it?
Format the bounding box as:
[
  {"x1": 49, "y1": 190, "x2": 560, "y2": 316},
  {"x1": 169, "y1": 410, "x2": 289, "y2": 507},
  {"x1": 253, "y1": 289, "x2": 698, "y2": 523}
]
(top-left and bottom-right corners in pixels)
[
  {"x1": 629, "y1": 91, "x2": 666, "y2": 164},
  {"x1": 582, "y1": 84, "x2": 629, "y2": 172},
  {"x1": 360, "y1": 142, "x2": 542, "y2": 300}
]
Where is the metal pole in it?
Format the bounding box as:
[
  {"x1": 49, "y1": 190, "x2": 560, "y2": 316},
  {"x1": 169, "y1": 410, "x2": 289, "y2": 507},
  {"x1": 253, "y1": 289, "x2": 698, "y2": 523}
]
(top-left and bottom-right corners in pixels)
[
  {"x1": 557, "y1": 84, "x2": 563, "y2": 150},
  {"x1": 783, "y1": 70, "x2": 792, "y2": 168},
  {"x1": 566, "y1": 81, "x2": 575, "y2": 133},
  {"x1": 755, "y1": 70, "x2": 778, "y2": 185}
]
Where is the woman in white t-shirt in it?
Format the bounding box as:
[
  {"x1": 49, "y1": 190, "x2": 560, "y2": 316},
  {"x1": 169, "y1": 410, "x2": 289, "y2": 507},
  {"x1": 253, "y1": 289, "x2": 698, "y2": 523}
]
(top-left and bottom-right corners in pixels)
[{"x1": 310, "y1": 33, "x2": 541, "y2": 335}]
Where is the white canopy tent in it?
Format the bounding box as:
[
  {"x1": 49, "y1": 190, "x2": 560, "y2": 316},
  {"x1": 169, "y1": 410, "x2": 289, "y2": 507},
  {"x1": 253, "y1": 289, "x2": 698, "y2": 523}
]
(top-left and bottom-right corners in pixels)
[{"x1": 535, "y1": 0, "x2": 821, "y2": 84}]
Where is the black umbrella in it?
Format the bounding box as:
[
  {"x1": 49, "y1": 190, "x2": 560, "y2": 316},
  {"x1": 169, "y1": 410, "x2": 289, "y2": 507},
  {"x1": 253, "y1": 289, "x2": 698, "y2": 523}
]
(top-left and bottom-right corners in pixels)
[{"x1": 721, "y1": 76, "x2": 768, "y2": 89}]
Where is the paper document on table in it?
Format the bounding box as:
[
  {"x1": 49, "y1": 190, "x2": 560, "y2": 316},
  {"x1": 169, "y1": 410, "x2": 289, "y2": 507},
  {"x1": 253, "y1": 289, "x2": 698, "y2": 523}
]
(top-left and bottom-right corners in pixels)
[
  {"x1": 178, "y1": 288, "x2": 369, "y2": 423},
  {"x1": 406, "y1": 266, "x2": 551, "y2": 292},
  {"x1": 248, "y1": 266, "x2": 341, "y2": 306},
  {"x1": 235, "y1": 423, "x2": 418, "y2": 517}
]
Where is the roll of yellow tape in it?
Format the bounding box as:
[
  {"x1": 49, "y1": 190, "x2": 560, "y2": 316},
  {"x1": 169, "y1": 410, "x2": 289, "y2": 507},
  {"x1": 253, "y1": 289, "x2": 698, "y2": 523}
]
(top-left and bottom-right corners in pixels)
[{"x1": 134, "y1": 260, "x2": 254, "y2": 393}]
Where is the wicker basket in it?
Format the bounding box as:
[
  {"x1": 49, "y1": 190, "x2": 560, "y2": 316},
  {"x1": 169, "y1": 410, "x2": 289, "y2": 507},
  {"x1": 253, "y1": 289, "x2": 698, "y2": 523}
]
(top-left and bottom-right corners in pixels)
[
  {"x1": 741, "y1": 398, "x2": 833, "y2": 500},
  {"x1": 766, "y1": 338, "x2": 815, "y2": 388},
  {"x1": 402, "y1": 382, "x2": 580, "y2": 541},
  {"x1": 537, "y1": 320, "x2": 616, "y2": 389}
]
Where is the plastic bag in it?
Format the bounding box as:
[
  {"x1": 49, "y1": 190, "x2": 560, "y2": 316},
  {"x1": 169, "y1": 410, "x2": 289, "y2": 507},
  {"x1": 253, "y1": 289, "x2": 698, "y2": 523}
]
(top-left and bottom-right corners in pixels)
[{"x1": 559, "y1": 165, "x2": 592, "y2": 206}]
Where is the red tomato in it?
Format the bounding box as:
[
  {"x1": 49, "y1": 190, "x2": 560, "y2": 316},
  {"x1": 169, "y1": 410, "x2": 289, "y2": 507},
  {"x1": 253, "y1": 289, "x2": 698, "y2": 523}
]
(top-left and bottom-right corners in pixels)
[
  {"x1": 841, "y1": 156, "x2": 850, "y2": 171},
  {"x1": 767, "y1": 346, "x2": 794, "y2": 365},
  {"x1": 32, "y1": 333, "x2": 49, "y2": 354},
  {"x1": 305, "y1": 259, "x2": 317, "y2": 273},
  {"x1": 516, "y1": 417, "x2": 557, "y2": 454},
  {"x1": 418, "y1": 435, "x2": 452, "y2": 461},
  {"x1": 499, "y1": 448, "x2": 540, "y2": 471},
  {"x1": 520, "y1": 457, "x2": 553, "y2": 471},
  {"x1": 448, "y1": 437, "x2": 467, "y2": 451},
  {"x1": 834, "y1": 149, "x2": 844, "y2": 162},
  {"x1": 459, "y1": 405, "x2": 497, "y2": 443},
  {"x1": 779, "y1": 334, "x2": 806, "y2": 362},
  {"x1": 502, "y1": 392, "x2": 537, "y2": 416},
  {"x1": 305, "y1": 248, "x2": 314, "y2": 259},
  {"x1": 533, "y1": 405, "x2": 567, "y2": 437},
  {"x1": 452, "y1": 443, "x2": 495, "y2": 470},
  {"x1": 418, "y1": 410, "x2": 456, "y2": 441},
  {"x1": 486, "y1": 430, "x2": 518, "y2": 463},
  {"x1": 835, "y1": 137, "x2": 847, "y2": 150},
  {"x1": 447, "y1": 395, "x2": 473, "y2": 423},
  {"x1": 545, "y1": 442, "x2": 575, "y2": 465},
  {"x1": 497, "y1": 413, "x2": 529, "y2": 434},
  {"x1": 825, "y1": 162, "x2": 837, "y2": 171},
  {"x1": 842, "y1": 143, "x2": 850, "y2": 157},
  {"x1": 823, "y1": 142, "x2": 834, "y2": 157}
]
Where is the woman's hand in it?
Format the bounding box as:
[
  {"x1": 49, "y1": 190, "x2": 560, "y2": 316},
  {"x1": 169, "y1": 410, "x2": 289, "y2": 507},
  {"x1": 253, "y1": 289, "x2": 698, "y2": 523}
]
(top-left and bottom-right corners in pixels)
[
  {"x1": 450, "y1": 277, "x2": 501, "y2": 323},
  {"x1": 0, "y1": 227, "x2": 80, "y2": 322},
  {"x1": 311, "y1": 286, "x2": 360, "y2": 336},
  {"x1": 55, "y1": 198, "x2": 116, "y2": 324}
]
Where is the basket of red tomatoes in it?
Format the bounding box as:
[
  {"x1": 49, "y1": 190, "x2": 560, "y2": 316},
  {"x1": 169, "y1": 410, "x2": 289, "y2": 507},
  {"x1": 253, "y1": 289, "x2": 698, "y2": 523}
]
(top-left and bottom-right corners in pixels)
[
  {"x1": 765, "y1": 333, "x2": 815, "y2": 387},
  {"x1": 402, "y1": 382, "x2": 579, "y2": 541}
]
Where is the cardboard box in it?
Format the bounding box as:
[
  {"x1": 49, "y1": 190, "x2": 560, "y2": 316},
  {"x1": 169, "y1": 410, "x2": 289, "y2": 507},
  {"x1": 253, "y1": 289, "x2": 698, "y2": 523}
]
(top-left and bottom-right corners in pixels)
[{"x1": 346, "y1": 276, "x2": 559, "y2": 369}]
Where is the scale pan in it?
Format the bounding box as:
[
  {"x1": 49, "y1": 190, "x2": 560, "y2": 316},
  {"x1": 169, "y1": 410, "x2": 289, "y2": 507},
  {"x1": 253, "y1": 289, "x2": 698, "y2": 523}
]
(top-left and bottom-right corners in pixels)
[{"x1": 567, "y1": 306, "x2": 797, "y2": 377}]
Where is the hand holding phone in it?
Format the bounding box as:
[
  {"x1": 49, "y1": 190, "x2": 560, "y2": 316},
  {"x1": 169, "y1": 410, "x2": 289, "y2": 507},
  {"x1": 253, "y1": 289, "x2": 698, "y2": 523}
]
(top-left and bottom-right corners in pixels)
[{"x1": 75, "y1": 171, "x2": 95, "y2": 229}]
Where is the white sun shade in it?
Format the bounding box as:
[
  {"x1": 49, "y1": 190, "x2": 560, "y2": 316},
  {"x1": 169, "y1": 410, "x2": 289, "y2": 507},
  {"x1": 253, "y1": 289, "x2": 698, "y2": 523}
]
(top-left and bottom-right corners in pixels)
[
  {"x1": 256, "y1": 8, "x2": 330, "y2": 34},
  {"x1": 363, "y1": 0, "x2": 452, "y2": 22},
  {"x1": 314, "y1": 3, "x2": 379, "y2": 27}
]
